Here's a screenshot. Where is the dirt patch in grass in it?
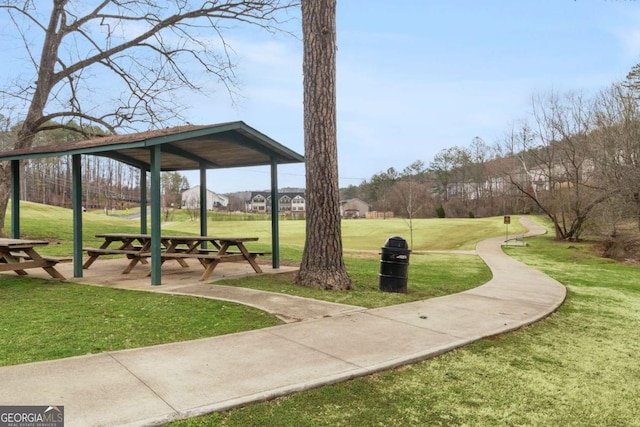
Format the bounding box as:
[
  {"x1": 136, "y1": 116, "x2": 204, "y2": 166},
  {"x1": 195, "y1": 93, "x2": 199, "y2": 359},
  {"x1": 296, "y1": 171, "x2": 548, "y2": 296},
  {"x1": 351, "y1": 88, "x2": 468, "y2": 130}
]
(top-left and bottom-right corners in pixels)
[{"x1": 596, "y1": 234, "x2": 640, "y2": 265}]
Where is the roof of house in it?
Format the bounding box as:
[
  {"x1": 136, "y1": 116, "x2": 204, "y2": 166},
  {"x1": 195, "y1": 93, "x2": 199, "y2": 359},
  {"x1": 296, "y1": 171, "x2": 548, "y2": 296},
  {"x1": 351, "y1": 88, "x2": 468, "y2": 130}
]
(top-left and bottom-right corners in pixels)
[
  {"x1": 249, "y1": 191, "x2": 305, "y2": 200},
  {"x1": 340, "y1": 197, "x2": 370, "y2": 206},
  {"x1": 182, "y1": 185, "x2": 215, "y2": 195},
  {"x1": 0, "y1": 121, "x2": 304, "y2": 171}
]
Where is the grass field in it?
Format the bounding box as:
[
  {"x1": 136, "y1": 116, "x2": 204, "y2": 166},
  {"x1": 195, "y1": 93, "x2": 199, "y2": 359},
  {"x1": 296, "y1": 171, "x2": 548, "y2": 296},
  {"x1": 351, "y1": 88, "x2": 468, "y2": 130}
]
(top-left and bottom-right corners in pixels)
[
  {"x1": 7, "y1": 201, "x2": 525, "y2": 255},
  {"x1": 1, "y1": 202, "x2": 506, "y2": 366}
]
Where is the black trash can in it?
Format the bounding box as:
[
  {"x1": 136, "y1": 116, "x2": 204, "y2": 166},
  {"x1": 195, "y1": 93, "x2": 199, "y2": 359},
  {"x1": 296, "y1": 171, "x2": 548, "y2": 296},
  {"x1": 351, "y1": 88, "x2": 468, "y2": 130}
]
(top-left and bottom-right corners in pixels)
[{"x1": 379, "y1": 236, "x2": 411, "y2": 293}]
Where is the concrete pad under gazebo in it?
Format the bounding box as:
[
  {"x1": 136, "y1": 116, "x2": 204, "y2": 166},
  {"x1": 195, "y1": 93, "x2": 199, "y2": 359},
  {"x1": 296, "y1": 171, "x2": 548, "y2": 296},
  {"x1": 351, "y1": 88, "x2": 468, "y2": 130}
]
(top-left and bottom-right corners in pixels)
[{"x1": 0, "y1": 121, "x2": 304, "y2": 285}]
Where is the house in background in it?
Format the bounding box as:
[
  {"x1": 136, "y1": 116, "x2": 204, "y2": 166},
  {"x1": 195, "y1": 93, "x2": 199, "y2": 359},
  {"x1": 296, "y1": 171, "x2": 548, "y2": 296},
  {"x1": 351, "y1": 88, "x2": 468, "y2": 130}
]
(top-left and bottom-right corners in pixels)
[
  {"x1": 181, "y1": 185, "x2": 229, "y2": 210},
  {"x1": 245, "y1": 192, "x2": 369, "y2": 218},
  {"x1": 246, "y1": 192, "x2": 269, "y2": 213},
  {"x1": 246, "y1": 191, "x2": 306, "y2": 216},
  {"x1": 340, "y1": 198, "x2": 370, "y2": 218}
]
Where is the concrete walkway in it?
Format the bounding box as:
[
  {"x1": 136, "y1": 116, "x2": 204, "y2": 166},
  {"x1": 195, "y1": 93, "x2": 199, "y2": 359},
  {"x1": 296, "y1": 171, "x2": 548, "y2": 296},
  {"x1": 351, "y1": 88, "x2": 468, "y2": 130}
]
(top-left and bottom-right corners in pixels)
[
  {"x1": 0, "y1": 217, "x2": 566, "y2": 427},
  {"x1": 56, "y1": 260, "x2": 364, "y2": 324}
]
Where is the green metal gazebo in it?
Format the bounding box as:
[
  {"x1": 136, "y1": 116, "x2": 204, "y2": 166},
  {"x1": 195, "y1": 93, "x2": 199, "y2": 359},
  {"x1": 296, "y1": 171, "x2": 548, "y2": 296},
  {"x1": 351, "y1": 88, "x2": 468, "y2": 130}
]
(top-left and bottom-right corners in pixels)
[{"x1": 0, "y1": 121, "x2": 304, "y2": 285}]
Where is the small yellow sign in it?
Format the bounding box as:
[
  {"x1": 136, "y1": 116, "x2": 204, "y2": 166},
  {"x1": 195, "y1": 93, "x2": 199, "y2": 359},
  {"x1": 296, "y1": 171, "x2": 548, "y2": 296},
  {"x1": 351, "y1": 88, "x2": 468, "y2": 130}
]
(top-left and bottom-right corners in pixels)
[{"x1": 504, "y1": 215, "x2": 511, "y2": 225}]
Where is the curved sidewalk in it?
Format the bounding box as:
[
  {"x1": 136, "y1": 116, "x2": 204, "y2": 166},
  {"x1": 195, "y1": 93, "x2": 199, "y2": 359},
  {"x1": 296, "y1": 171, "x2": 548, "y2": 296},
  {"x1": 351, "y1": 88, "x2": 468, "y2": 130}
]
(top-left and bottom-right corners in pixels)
[{"x1": 0, "y1": 217, "x2": 566, "y2": 427}]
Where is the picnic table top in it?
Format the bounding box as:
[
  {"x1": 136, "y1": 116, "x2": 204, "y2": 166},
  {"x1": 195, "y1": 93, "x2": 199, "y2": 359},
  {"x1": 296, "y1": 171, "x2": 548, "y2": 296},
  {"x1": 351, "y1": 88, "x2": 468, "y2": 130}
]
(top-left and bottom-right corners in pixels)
[
  {"x1": 0, "y1": 238, "x2": 49, "y2": 248},
  {"x1": 95, "y1": 233, "x2": 259, "y2": 242}
]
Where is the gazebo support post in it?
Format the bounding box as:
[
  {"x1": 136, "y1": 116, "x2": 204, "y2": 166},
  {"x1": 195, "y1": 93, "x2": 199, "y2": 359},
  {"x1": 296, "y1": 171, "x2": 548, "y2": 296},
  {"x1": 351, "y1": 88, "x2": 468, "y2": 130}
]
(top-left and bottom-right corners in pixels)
[
  {"x1": 270, "y1": 159, "x2": 280, "y2": 269},
  {"x1": 199, "y1": 166, "x2": 207, "y2": 248},
  {"x1": 150, "y1": 145, "x2": 162, "y2": 286},
  {"x1": 140, "y1": 168, "x2": 148, "y2": 234},
  {"x1": 72, "y1": 154, "x2": 83, "y2": 277},
  {"x1": 10, "y1": 160, "x2": 20, "y2": 239}
]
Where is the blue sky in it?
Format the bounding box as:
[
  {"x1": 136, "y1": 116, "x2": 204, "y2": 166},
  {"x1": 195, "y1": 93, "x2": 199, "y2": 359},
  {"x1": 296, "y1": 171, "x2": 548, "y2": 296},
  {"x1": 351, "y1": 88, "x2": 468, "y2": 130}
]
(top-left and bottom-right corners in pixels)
[
  {"x1": 2, "y1": 1, "x2": 640, "y2": 194},
  {"x1": 183, "y1": 0, "x2": 640, "y2": 193}
]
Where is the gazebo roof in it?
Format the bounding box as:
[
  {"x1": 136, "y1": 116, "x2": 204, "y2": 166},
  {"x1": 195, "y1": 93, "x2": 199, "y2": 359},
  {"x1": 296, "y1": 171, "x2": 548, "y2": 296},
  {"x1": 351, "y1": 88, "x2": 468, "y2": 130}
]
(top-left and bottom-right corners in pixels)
[{"x1": 0, "y1": 121, "x2": 304, "y2": 170}]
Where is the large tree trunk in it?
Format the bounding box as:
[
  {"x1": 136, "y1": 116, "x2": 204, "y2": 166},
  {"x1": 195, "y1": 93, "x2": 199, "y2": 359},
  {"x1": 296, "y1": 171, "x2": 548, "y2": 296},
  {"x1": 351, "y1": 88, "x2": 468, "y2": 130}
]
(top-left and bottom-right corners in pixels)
[{"x1": 295, "y1": 0, "x2": 353, "y2": 290}]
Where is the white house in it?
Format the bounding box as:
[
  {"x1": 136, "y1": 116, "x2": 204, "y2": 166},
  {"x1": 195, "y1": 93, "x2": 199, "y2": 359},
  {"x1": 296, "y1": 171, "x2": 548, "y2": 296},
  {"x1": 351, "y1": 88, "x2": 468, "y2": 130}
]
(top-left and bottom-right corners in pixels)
[{"x1": 181, "y1": 186, "x2": 228, "y2": 210}]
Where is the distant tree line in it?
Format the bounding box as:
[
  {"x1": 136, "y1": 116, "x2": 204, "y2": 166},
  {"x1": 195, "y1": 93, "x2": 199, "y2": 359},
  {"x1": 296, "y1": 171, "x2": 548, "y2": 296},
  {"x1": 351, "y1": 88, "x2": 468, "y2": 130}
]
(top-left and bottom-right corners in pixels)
[
  {"x1": 342, "y1": 79, "x2": 640, "y2": 241},
  {"x1": 341, "y1": 141, "x2": 517, "y2": 220}
]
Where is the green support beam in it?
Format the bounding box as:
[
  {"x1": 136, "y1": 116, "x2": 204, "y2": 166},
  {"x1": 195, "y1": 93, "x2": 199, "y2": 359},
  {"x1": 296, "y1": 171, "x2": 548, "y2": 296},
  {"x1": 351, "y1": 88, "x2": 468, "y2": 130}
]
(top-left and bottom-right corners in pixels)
[
  {"x1": 72, "y1": 155, "x2": 83, "y2": 277},
  {"x1": 270, "y1": 159, "x2": 280, "y2": 269},
  {"x1": 150, "y1": 146, "x2": 162, "y2": 286},
  {"x1": 200, "y1": 167, "x2": 207, "y2": 248},
  {"x1": 162, "y1": 144, "x2": 220, "y2": 169},
  {"x1": 10, "y1": 160, "x2": 20, "y2": 239},
  {"x1": 140, "y1": 168, "x2": 148, "y2": 234}
]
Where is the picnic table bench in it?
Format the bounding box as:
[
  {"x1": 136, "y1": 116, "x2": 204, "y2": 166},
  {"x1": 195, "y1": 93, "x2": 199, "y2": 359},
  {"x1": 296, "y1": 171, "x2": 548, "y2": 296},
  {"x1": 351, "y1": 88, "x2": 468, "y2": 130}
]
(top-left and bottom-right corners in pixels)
[
  {"x1": 0, "y1": 238, "x2": 70, "y2": 279},
  {"x1": 83, "y1": 234, "x2": 268, "y2": 280}
]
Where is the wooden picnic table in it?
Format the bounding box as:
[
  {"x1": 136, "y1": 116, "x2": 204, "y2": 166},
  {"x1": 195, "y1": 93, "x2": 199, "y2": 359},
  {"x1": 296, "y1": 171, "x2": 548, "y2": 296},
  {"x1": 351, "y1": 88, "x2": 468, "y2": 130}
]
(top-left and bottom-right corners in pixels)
[
  {"x1": 82, "y1": 233, "x2": 159, "y2": 270},
  {"x1": 0, "y1": 238, "x2": 68, "y2": 279},
  {"x1": 83, "y1": 233, "x2": 266, "y2": 281}
]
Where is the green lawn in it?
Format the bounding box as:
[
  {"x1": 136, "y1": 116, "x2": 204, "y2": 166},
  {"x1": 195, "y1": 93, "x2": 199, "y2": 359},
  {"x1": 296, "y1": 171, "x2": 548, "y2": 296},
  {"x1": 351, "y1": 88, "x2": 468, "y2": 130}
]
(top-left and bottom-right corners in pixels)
[
  {"x1": 0, "y1": 278, "x2": 280, "y2": 367},
  {"x1": 1, "y1": 202, "x2": 506, "y2": 366},
  {"x1": 163, "y1": 213, "x2": 520, "y2": 251},
  {"x1": 169, "y1": 234, "x2": 640, "y2": 427},
  {"x1": 216, "y1": 253, "x2": 490, "y2": 308},
  {"x1": 8, "y1": 200, "x2": 525, "y2": 255}
]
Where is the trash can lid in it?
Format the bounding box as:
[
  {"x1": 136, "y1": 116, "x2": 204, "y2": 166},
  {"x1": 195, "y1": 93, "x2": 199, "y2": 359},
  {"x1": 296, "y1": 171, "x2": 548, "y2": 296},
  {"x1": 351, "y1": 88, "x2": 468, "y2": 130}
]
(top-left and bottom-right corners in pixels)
[{"x1": 384, "y1": 236, "x2": 408, "y2": 249}]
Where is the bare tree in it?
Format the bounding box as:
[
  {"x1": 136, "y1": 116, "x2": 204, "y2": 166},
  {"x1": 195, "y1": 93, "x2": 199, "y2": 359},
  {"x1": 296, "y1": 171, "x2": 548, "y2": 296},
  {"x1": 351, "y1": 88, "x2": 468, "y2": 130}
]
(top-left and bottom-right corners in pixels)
[
  {"x1": 0, "y1": 0, "x2": 296, "y2": 236},
  {"x1": 428, "y1": 147, "x2": 459, "y2": 204},
  {"x1": 396, "y1": 161, "x2": 428, "y2": 249},
  {"x1": 500, "y1": 92, "x2": 616, "y2": 240},
  {"x1": 295, "y1": 0, "x2": 352, "y2": 290},
  {"x1": 592, "y1": 83, "x2": 640, "y2": 231},
  {"x1": 161, "y1": 171, "x2": 189, "y2": 221},
  {"x1": 467, "y1": 136, "x2": 499, "y2": 216},
  {"x1": 366, "y1": 167, "x2": 398, "y2": 217}
]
